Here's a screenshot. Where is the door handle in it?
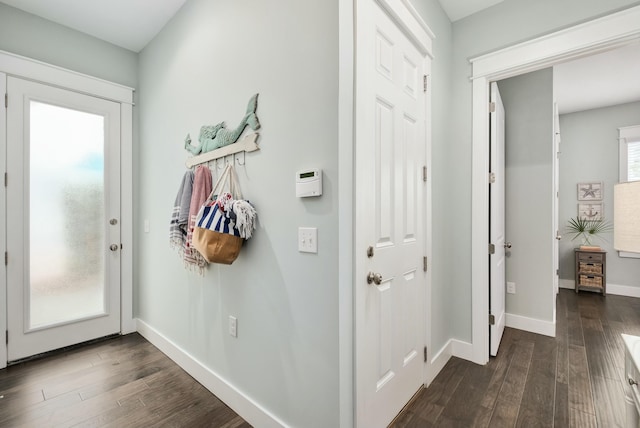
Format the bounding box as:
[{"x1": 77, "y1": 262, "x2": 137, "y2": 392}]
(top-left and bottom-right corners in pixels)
[
  {"x1": 504, "y1": 242, "x2": 512, "y2": 249},
  {"x1": 367, "y1": 272, "x2": 383, "y2": 285},
  {"x1": 109, "y1": 244, "x2": 119, "y2": 252}
]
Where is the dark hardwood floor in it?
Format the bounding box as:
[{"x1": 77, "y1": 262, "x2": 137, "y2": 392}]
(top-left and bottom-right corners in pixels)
[
  {"x1": 1, "y1": 289, "x2": 638, "y2": 427},
  {"x1": 0, "y1": 333, "x2": 250, "y2": 427},
  {"x1": 393, "y1": 289, "x2": 640, "y2": 427}
]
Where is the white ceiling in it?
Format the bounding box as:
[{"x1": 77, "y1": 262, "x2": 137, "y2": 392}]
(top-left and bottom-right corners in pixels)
[
  {"x1": 1, "y1": 0, "x2": 638, "y2": 114},
  {"x1": 0, "y1": 0, "x2": 188, "y2": 52}
]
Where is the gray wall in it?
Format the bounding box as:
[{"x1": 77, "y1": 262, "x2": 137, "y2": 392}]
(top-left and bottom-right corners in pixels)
[
  {"x1": 559, "y1": 101, "x2": 640, "y2": 288},
  {"x1": 0, "y1": 2, "x2": 137, "y2": 88},
  {"x1": 137, "y1": 1, "x2": 339, "y2": 426},
  {"x1": 498, "y1": 69, "x2": 554, "y2": 321},
  {"x1": 448, "y1": 0, "x2": 640, "y2": 342},
  {"x1": 136, "y1": 0, "x2": 454, "y2": 424}
]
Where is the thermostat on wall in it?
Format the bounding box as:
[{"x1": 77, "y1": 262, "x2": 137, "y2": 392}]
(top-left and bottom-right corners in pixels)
[{"x1": 296, "y1": 169, "x2": 322, "y2": 197}]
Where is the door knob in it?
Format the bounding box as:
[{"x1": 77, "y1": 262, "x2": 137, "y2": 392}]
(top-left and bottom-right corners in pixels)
[
  {"x1": 504, "y1": 242, "x2": 512, "y2": 249},
  {"x1": 556, "y1": 233, "x2": 562, "y2": 240},
  {"x1": 367, "y1": 272, "x2": 383, "y2": 285},
  {"x1": 109, "y1": 244, "x2": 119, "y2": 252}
]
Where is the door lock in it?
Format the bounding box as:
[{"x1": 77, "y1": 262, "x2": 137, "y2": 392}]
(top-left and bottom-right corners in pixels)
[
  {"x1": 504, "y1": 242, "x2": 512, "y2": 249},
  {"x1": 367, "y1": 272, "x2": 383, "y2": 285},
  {"x1": 109, "y1": 244, "x2": 119, "y2": 252}
]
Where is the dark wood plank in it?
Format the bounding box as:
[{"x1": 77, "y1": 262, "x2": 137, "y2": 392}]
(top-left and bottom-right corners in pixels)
[
  {"x1": 0, "y1": 333, "x2": 249, "y2": 428},
  {"x1": 570, "y1": 408, "x2": 597, "y2": 428},
  {"x1": 568, "y1": 344, "x2": 595, "y2": 416},
  {"x1": 591, "y1": 375, "x2": 625, "y2": 428},
  {"x1": 554, "y1": 381, "x2": 569, "y2": 428},
  {"x1": 394, "y1": 290, "x2": 637, "y2": 428}
]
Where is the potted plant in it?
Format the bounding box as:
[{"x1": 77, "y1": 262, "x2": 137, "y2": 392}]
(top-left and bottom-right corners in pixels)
[{"x1": 565, "y1": 216, "x2": 613, "y2": 249}]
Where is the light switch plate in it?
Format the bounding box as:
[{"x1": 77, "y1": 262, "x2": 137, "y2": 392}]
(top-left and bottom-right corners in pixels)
[{"x1": 298, "y1": 227, "x2": 318, "y2": 253}]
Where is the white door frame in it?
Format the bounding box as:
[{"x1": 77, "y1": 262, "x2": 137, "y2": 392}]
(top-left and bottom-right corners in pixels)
[
  {"x1": 0, "y1": 50, "x2": 134, "y2": 368},
  {"x1": 469, "y1": 5, "x2": 640, "y2": 364}
]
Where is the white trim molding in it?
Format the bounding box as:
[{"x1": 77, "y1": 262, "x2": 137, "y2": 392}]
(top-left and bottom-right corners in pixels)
[
  {"x1": 338, "y1": 0, "x2": 354, "y2": 426},
  {"x1": 426, "y1": 338, "x2": 473, "y2": 385},
  {"x1": 607, "y1": 283, "x2": 640, "y2": 298},
  {"x1": 560, "y1": 279, "x2": 640, "y2": 298},
  {"x1": 0, "y1": 72, "x2": 6, "y2": 369},
  {"x1": 0, "y1": 50, "x2": 133, "y2": 105},
  {"x1": 469, "y1": 5, "x2": 640, "y2": 365},
  {"x1": 505, "y1": 313, "x2": 556, "y2": 338},
  {"x1": 136, "y1": 319, "x2": 287, "y2": 428}
]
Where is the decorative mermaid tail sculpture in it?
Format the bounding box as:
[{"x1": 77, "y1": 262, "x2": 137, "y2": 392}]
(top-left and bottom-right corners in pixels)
[{"x1": 185, "y1": 93, "x2": 261, "y2": 155}]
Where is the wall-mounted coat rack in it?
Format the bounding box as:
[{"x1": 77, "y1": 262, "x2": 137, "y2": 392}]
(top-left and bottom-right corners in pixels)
[{"x1": 185, "y1": 133, "x2": 259, "y2": 169}]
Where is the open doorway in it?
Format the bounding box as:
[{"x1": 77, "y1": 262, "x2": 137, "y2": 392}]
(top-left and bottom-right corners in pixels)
[{"x1": 469, "y1": 5, "x2": 640, "y2": 365}]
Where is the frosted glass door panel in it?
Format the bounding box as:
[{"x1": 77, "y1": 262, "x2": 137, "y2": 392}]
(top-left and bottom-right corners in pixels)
[{"x1": 29, "y1": 101, "x2": 106, "y2": 329}]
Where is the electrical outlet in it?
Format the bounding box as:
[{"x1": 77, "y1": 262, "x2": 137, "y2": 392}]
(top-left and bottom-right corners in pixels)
[
  {"x1": 298, "y1": 227, "x2": 318, "y2": 253},
  {"x1": 506, "y1": 282, "x2": 516, "y2": 294},
  {"x1": 229, "y1": 316, "x2": 237, "y2": 337}
]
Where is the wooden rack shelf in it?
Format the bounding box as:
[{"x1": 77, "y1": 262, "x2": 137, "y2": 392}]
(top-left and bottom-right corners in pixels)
[{"x1": 185, "y1": 133, "x2": 260, "y2": 168}]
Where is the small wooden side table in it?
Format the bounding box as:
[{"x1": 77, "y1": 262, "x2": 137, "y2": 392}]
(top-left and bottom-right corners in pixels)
[{"x1": 574, "y1": 248, "x2": 606, "y2": 295}]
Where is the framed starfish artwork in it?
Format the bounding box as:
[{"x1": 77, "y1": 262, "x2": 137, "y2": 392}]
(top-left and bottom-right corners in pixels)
[{"x1": 577, "y1": 182, "x2": 603, "y2": 201}]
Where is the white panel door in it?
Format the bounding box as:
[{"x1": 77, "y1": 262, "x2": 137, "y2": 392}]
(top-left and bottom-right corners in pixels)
[
  {"x1": 355, "y1": 1, "x2": 427, "y2": 426},
  {"x1": 6, "y1": 77, "x2": 121, "y2": 362},
  {"x1": 489, "y1": 82, "x2": 506, "y2": 357}
]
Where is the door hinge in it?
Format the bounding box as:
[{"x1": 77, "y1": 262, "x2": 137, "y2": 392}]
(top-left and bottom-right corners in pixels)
[
  {"x1": 423, "y1": 256, "x2": 428, "y2": 272},
  {"x1": 556, "y1": 269, "x2": 559, "y2": 276},
  {"x1": 422, "y1": 166, "x2": 427, "y2": 182},
  {"x1": 489, "y1": 314, "x2": 495, "y2": 325},
  {"x1": 423, "y1": 346, "x2": 427, "y2": 363},
  {"x1": 5, "y1": 330, "x2": 7, "y2": 345},
  {"x1": 489, "y1": 243, "x2": 495, "y2": 254},
  {"x1": 4, "y1": 252, "x2": 7, "y2": 266},
  {"x1": 489, "y1": 172, "x2": 496, "y2": 183},
  {"x1": 423, "y1": 75, "x2": 428, "y2": 92},
  {"x1": 4, "y1": 172, "x2": 7, "y2": 187},
  {"x1": 4, "y1": 93, "x2": 7, "y2": 108},
  {"x1": 489, "y1": 101, "x2": 496, "y2": 113}
]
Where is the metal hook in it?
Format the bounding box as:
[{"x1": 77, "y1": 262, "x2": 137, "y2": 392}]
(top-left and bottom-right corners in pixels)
[{"x1": 235, "y1": 151, "x2": 246, "y2": 166}]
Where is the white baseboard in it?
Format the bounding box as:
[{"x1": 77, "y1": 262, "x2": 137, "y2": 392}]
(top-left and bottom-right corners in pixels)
[
  {"x1": 136, "y1": 319, "x2": 286, "y2": 428},
  {"x1": 506, "y1": 313, "x2": 555, "y2": 337},
  {"x1": 424, "y1": 338, "x2": 473, "y2": 385},
  {"x1": 426, "y1": 341, "x2": 451, "y2": 385},
  {"x1": 451, "y1": 339, "x2": 474, "y2": 361},
  {"x1": 559, "y1": 279, "x2": 574, "y2": 290},
  {"x1": 607, "y1": 283, "x2": 640, "y2": 298},
  {"x1": 560, "y1": 279, "x2": 640, "y2": 298}
]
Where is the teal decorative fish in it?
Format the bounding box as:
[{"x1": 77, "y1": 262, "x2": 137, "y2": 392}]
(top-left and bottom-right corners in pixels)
[{"x1": 185, "y1": 93, "x2": 261, "y2": 155}]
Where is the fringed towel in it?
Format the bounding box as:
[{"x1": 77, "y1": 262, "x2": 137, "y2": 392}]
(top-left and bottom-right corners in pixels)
[
  {"x1": 186, "y1": 165, "x2": 212, "y2": 272},
  {"x1": 170, "y1": 170, "x2": 194, "y2": 256}
]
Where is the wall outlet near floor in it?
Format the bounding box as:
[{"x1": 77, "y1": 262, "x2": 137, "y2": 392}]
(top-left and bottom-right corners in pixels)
[
  {"x1": 229, "y1": 316, "x2": 237, "y2": 337},
  {"x1": 506, "y1": 281, "x2": 516, "y2": 294}
]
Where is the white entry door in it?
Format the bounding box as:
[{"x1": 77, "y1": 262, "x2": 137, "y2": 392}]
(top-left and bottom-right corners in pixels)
[
  {"x1": 489, "y1": 82, "x2": 506, "y2": 357},
  {"x1": 355, "y1": 1, "x2": 429, "y2": 426},
  {"x1": 6, "y1": 77, "x2": 121, "y2": 362}
]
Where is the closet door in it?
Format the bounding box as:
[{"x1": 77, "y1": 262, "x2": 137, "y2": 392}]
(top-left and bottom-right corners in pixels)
[{"x1": 6, "y1": 77, "x2": 121, "y2": 361}]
